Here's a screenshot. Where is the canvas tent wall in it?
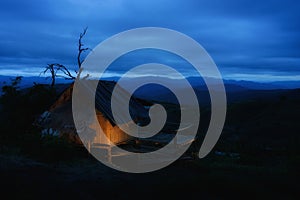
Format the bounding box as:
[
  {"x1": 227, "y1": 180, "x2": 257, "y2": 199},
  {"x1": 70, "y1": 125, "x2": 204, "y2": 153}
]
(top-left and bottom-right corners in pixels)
[{"x1": 37, "y1": 80, "x2": 148, "y2": 146}]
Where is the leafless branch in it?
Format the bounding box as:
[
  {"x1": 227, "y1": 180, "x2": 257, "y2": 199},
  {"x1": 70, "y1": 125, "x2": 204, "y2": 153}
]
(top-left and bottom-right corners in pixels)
[
  {"x1": 41, "y1": 63, "x2": 76, "y2": 87},
  {"x1": 77, "y1": 27, "x2": 90, "y2": 70}
]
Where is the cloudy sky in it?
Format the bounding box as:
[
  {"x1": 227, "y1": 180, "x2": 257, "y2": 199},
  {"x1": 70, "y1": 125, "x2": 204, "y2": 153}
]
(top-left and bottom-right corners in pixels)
[{"x1": 0, "y1": 0, "x2": 299, "y2": 81}]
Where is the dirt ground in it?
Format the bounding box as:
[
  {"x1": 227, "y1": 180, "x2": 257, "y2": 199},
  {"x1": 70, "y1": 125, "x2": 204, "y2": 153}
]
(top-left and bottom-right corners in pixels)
[{"x1": 0, "y1": 153, "x2": 298, "y2": 200}]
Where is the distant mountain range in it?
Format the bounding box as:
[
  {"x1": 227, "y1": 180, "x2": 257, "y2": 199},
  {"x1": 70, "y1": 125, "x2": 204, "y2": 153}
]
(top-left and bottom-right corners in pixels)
[
  {"x1": 187, "y1": 76, "x2": 300, "y2": 90},
  {"x1": 1, "y1": 75, "x2": 300, "y2": 103},
  {"x1": 102, "y1": 76, "x2": 300, "y2": 90},
  {"x1": 0, "y1": 75, "x2": 72, "y2": 92},
  {"x1": 223, "y1": 79, "x2": 300, "y2": 90},
  {"x1": 100, "y1": 76, "x2": 300, "y2": 104}
]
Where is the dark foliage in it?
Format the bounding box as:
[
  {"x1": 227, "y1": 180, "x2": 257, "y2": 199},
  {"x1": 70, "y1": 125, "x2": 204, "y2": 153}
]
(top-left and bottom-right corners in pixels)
[{"x1": 0, "y1": 77, "x2": 57, "y2": 142}]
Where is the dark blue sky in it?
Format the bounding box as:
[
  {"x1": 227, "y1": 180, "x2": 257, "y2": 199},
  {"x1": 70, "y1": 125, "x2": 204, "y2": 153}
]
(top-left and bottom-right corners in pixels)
[{"x1": 0, "y1": 0, "x2": 299, "y2": 81}]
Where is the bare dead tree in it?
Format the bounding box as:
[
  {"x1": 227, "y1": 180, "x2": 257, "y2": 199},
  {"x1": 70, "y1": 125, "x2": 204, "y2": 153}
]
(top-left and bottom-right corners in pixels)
[
  {"x1": 42, "y1": 27, "x2": 90, "y2": 86},
  {"x1": 42, "y1": 64, "x2": 56, "y2": 87},
  {"x1": 77, "y1": 27, "x2": 90, "y2": 69},
  {"x1": 76, "y1": 27, "x2": 91, "y2": 79},
  {"x1": 42, "y1": 63, "x2": 75, "y2": 87}
]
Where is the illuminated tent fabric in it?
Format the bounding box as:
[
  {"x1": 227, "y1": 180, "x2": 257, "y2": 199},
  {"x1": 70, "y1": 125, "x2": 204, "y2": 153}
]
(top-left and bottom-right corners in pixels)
[{"x1": 37, "y1": 80, "x2": 148, "y2": 145}]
